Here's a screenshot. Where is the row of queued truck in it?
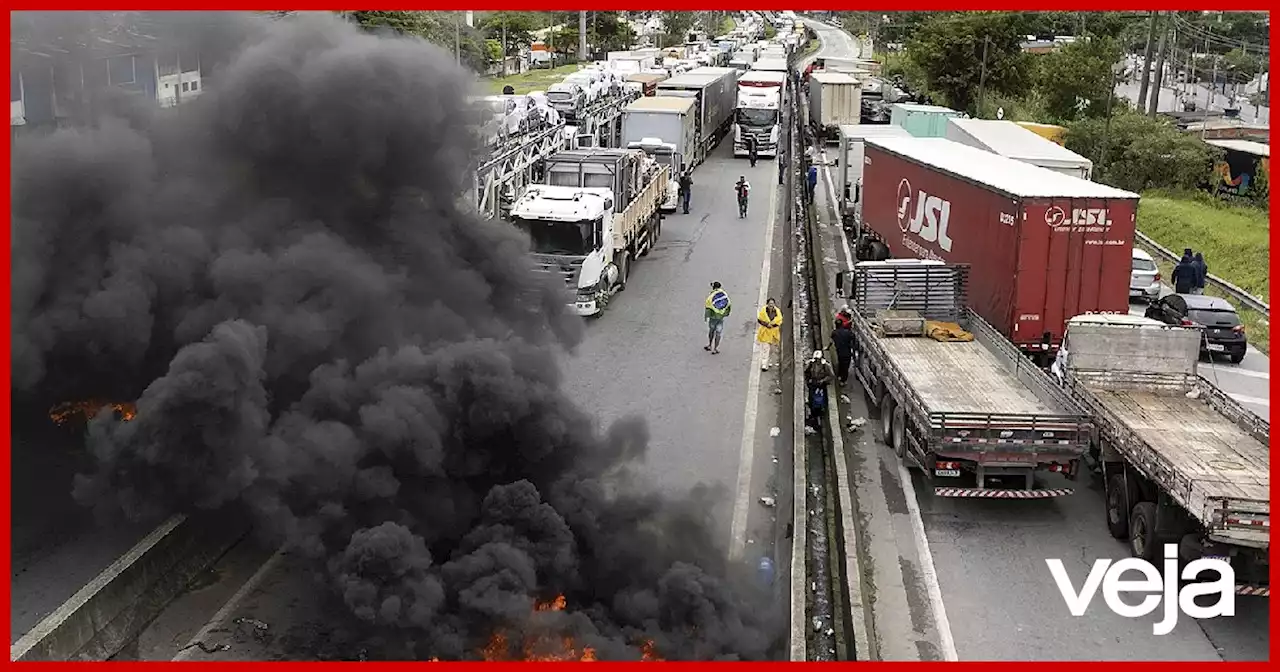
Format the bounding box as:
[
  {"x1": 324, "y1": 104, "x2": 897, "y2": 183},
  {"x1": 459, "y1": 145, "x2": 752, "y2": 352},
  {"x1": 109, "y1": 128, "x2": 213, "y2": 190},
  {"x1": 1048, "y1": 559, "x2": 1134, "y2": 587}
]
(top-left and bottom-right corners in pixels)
[
  {"x1": 496, "y1": 23, "x2": 796, "y2": 322},
  {"x1": 821, "y1": 111, "x2": 1268, "y2": 592}
]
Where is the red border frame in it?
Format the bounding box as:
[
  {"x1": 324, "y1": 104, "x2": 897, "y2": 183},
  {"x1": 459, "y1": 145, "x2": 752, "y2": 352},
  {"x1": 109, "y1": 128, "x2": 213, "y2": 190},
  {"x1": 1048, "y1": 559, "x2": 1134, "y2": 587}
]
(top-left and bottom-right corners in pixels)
[{"x1": 3, "y1": 3, "x2": 1276, "y2": 668}]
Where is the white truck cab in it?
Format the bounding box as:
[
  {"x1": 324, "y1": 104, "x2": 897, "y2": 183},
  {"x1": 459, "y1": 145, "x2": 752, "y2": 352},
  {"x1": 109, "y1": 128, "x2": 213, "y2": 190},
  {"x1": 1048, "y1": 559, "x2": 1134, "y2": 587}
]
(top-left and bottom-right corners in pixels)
[{"x1": 510, "y1": 186, "x2": 621, "y2": 316}]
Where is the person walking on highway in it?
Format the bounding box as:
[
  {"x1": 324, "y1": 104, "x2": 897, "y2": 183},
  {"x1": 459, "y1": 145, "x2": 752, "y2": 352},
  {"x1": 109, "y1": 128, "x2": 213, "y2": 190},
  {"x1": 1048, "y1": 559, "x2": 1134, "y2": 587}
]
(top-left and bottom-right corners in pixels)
[
  {"x1": 804, "y1": 350, "x2": 836, "y2": 434},
  {"x1": 1172, "y1": 250, "x2": 1197, "y2": 294},
  {"x1": 748, "y1": 138, "x2": 759, "y2": 167},
  {"x1": 831, "y1": 320, "x2": 855, "y2": 386},
  {"x1": 806, "y1": 164, "x2": 818, "y2": 202},
  {"x1": 1191, "y1": 252, "x2": 1208, "y2": 295},
  {"x1": 678, "y1": 165, "x2": 693, "y2": 215},
  {"x1": 756, "y1": 297, "x2": 784, "y2": 371},
  {"x1": 735, "y1": 176, "x2": 751, "y2": 218},
  {"x1": 705, "y1": 281, "x2": 732, "y2": 354},
  {"x1": 778, "y1": 149, "x2": 786, "y2": 185},
  {"x1": 835, "y1": 304, "x2": 852, "y2": 330}
]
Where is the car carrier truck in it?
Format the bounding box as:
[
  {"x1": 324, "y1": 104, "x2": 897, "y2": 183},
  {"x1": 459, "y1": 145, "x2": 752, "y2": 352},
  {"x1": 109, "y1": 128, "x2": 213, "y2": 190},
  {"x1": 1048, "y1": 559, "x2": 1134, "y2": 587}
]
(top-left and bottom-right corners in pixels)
[
  {"x1": 511, "y1": 149, "x2": 669, "y2": 317},
  {"x1": 1052, "y1": 314, "x2": 1269, "y2": 594},
  {"x1": 846, "y1": 260, "x2": 1094, "y2": 498}
]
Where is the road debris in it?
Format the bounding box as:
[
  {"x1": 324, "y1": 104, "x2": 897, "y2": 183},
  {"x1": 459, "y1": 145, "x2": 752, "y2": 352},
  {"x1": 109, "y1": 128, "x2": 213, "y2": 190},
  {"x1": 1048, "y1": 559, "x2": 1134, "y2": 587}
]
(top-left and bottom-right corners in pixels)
[
  {"x1": 759, "y1": 496, "x2": 776, "y2": 508},
  {"x1": 770, "y1": 426, "x2": 781, "y2": 437}
]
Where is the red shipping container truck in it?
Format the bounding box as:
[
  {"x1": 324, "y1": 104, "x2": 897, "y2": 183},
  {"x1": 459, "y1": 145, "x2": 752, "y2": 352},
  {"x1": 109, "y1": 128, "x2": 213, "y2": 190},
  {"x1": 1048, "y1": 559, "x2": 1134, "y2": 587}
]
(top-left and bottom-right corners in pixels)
[{"x1": 858, "y1": 137, "x2": 1139, "y2": 364}]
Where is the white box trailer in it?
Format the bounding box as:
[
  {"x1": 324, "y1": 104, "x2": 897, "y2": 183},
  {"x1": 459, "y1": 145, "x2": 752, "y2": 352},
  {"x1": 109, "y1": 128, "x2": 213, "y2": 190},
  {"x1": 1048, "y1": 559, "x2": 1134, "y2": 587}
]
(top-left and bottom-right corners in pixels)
[
  {"x1": 751, "y1": 57, "x2": 789, "y2": 73},
  {"x1": 834, "y1": 124, "x2": 911, "y2": 225},
  {"x1": 655, "y1": 67, "x2": 739, "y2": 167},
  {"x1": 623, "y1": 96, "x2": 697, "y2": 172},
  {"x1": 809, "y1": 72, "x2": 862, "y2": 137},
  {"x1": 945, "y1": 118, "x2": 1094, "y2": 180}
]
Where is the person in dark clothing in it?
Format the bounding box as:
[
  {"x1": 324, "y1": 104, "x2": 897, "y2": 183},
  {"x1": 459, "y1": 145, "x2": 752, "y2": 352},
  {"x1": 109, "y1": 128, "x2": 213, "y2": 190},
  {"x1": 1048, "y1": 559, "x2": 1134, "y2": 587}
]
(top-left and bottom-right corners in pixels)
[
  {"x1": 502, "y1": 85, "x2": 515, "y2": 95},
  {"x1": 778, "y1": 149, "x2": 786, "y2": 185},
  {"x1": 806, "y1": 165, "x2": 818, "y2": 201},
  {"x1": 831, "y1": 323, "x2": 855, "y2": 385},
  {"x1": 804, "y1": 350, "x2": 836, "y2": 433},
  {"x1": 748, "y1": 138, "x2": 759, "y2": 167},
  {"x1": 1171, "y1": 251, "x2": 1197, "y2": 294},
  {"x1": 1191, "y1": 252, "x2": 1208, "y2": 294},
  {"x1": 677, "y1": 165, "x2": 693, "y2": 214}
]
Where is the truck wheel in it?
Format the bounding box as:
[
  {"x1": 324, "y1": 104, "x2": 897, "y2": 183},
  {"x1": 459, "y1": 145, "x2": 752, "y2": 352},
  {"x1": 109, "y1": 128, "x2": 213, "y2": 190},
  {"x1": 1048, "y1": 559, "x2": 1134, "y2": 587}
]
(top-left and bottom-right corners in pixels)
[
  {"x1": 1128, "y1": 502, "x2": 1159, "y2": 562},
  {"x1": 1105, "y1": 473, "x2": 1129, "y2": 539},
  {"x1": 878, "y1": 396, "x2": 894, "y2": 446},
  {"x1": 891, "y1": 403, "x2": 907, "y2": 461}
]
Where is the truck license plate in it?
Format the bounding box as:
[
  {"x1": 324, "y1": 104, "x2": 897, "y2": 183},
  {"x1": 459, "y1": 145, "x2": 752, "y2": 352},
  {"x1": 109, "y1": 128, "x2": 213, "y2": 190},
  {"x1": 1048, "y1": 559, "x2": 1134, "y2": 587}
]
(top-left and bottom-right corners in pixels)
[
  {"x1": 934, "y1": 469, "x2": 961, "y2": 478},
  {"x1": 1208, "y1": 343, "x2": 1226, "y2": 352}
]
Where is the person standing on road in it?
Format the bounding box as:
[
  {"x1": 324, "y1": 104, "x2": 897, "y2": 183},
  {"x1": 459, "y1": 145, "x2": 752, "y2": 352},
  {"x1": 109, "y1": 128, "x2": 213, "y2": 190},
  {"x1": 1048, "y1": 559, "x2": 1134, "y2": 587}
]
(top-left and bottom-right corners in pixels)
[
  {"x1": 735, "y1": 176, "x2": 751, "y2": 218},
  {"x1": 804, "y1": 351, "x2": 835, "y2": 434},
  {"x1": 756, "y1": 297, "x2": 784, "y2": 371},
  {"x1": 1191, "y1": 252, "x2": 1208, "y2": 294},
  {"x1": 1172, "y1": 250, "x2": 1196, "y2": 294},
  {"x1": 748, "y1": 137, "x2": 759, "y2": 167},
  {"x1": 678, "y1": 165, "x2": 693, "y2": 214},
  {"x1": 834, "y1": 304, "x2": 852, "y2": 330},
  {"x1": 705, "y1": 281, "x2": 732, "y2": 354},
  {"x1": 806, "y1": 164, "x2": 818, "y2": 202},
  {"x1": 777, "y1": 149, "x2": 786, "y2": 185},
  {"x1": 831, "y1": 320, "x2": 855, "y2": 386}
]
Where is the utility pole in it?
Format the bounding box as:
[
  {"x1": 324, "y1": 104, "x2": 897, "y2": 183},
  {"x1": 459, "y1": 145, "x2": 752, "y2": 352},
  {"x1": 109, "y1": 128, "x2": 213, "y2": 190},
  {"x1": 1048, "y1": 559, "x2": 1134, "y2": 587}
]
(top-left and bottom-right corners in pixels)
[
  {"x1": 455, "y1": 12, "x2": 461, "y2": 66},
  {"x1": 578, "y1": 10, "x2": 587, "y2": 63},
  {"x1": 1149, "y1": 14, "x2": 1170, "y2": 116},
  {"x1": 501, "y1": 18, "x2": 508, "y2": 76},
  {"x1": 977, "y1": 36, "x2": 991, "y2": 117},
  {"x1": 1137, "y1": 11, "x2": 1159, "y2": 110}
]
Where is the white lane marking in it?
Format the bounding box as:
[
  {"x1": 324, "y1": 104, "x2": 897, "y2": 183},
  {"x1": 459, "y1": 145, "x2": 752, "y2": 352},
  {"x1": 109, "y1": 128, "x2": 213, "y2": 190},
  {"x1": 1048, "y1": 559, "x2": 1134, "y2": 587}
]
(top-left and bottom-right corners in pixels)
[
  {"x1": 1204, "y1": 364, "x2": 1270, "y2": 381},
  {"x1": 172, "y1": 547, "x2": 286, "y2": 661},
  {"x1": 728, "y1": 171, "x2": 780, "y2": 561},
  {"x1": 1228, "y1": 393, "x2": 1270, "y2": 407},
  {"x1": 898, "y1": 463, "x2": 960, "y2": 661}
]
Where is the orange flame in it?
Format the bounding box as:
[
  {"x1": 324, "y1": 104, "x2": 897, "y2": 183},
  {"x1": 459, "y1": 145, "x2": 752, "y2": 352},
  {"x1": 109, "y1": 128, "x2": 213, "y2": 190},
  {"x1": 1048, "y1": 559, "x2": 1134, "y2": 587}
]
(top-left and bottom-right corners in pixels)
[
  {"x1": 477, "y1": 594, "x2": 661, "y2": 662},
  {"x1": 49, "y1": 400, "x2": 137, "y2": 426}
]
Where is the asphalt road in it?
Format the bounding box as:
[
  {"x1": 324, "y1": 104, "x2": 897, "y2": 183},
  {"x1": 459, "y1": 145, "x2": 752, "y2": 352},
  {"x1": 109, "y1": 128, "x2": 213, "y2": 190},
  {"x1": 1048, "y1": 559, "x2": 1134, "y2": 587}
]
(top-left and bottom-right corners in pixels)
[
  {"x1": 9, "y1": 424, "x2": 161, "y2": 643},
  {"x1": 122, "y1": 140, "x2": 796, "y2": 660},
  {"x1": 1115, "y1": 76, "x2": 1270, "y2": 125},
  {"x1": 803, "y1": 19, "x2": 1269, "y2": 662}
]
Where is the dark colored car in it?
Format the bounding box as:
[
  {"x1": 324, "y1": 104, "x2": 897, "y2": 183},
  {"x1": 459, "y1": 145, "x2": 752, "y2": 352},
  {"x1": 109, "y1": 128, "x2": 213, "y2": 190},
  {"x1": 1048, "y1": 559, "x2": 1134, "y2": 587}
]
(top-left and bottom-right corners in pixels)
[{"x1": 1144, "y1": 294, "x2": 1247, "y2": 363}]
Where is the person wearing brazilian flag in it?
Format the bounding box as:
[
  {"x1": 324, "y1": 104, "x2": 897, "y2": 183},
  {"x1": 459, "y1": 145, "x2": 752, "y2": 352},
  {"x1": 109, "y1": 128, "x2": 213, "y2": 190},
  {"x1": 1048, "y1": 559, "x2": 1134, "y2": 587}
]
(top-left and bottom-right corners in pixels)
[{"x1": 704, "y1": 281, "x2": 732, "y2": 354}]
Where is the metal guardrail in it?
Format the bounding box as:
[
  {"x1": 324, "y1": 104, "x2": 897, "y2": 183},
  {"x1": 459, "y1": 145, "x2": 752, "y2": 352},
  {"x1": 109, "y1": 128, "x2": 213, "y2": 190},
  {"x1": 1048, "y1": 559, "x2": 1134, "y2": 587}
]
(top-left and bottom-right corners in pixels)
[{"x1": 1134, "y1": 230, "x2": 1270, "y2": 318}]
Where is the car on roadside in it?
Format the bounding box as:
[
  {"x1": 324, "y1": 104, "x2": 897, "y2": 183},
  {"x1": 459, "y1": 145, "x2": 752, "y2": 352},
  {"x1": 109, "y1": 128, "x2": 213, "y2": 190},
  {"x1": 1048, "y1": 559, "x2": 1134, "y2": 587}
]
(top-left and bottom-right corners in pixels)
[
  {"x1": 1144, "y1": 293, "x2": 1248, "y2": 364},
  {"x1": 1129, "y1": 247, "x2": 1161, "y2": 302}
]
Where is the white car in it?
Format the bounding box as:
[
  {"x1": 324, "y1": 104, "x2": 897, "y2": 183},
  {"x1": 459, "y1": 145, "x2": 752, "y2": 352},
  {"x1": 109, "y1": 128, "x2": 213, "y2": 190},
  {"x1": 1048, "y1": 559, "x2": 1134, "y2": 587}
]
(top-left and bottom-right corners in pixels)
[
  {"x1": 1129, "y1": 247, "x2": 1162, "y2": 302},
  {"x1": 546, "y1": 82, "x2": 586, "y2": 118}
]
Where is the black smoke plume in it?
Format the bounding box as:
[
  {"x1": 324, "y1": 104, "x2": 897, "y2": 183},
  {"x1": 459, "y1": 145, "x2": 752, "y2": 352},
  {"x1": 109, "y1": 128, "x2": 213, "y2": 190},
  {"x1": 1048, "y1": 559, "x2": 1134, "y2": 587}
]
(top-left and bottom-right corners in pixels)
[{"x1": 10, "y1": 11, "x2": 781, "y2": 660}]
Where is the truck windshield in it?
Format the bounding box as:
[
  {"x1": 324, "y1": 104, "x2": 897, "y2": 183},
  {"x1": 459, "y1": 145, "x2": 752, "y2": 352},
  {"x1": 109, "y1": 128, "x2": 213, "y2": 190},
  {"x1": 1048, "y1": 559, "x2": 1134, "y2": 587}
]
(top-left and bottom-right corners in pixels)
[
  {"x1": 512, "y1": 217, "x2": 595, "y2": 256},
  {"x1": 737, "y1": 108, "x2": 778, "y2": 127}
]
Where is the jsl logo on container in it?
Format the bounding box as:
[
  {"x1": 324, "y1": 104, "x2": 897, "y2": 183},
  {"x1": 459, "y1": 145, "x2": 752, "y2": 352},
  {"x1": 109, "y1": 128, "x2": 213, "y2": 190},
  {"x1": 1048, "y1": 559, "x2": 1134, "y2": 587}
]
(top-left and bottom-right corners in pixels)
[
  {"x1": 896, "y1": 178, "x2": 952, "y2": 252},
  {"x1": 1046, "y1": 544, "x2": 1235, "y2": 636}
]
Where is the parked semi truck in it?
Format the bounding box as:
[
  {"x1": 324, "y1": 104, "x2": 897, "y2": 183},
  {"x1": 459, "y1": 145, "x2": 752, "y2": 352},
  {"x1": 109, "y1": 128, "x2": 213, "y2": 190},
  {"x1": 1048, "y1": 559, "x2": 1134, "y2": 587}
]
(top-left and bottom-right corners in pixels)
[
  {"x1": 858, "y1": 136, "x2": 1140, "y2": 365},
  {"x1": 808, "y1": 71, "x2": 861, "y2": 141},
  {"x1": 945, "y1": 118, "x2": 1094, "y2": 180},
  {"x1": 847, "y1": 260, "x2": 1094, "y2": 498},
  {"x1": 511, "y1": 149, "x2": 669, "y2": 316},
  {"x1": 734, "y1": 70, "x2": 786, "y2": 158},
  {"x1": 832, "y1": 123, "x2": 911, "y2": 225},
  {"x1": 655, "y1": 67, "x2": 739, "y2": 167},
  {"x1": 1052, "y1": 314, "x2": 1269, "y2": 593},
  {"x1": 622, "y1": 96, "x2": 695, "y2": 214}
]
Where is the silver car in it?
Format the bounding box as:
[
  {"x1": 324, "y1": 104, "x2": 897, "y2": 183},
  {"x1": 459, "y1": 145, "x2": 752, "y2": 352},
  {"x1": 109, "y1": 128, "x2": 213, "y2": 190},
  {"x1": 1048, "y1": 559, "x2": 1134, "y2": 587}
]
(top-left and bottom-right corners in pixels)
[{"x1": 1129, "y1": 247, "x2": 1161, "y2": 302}]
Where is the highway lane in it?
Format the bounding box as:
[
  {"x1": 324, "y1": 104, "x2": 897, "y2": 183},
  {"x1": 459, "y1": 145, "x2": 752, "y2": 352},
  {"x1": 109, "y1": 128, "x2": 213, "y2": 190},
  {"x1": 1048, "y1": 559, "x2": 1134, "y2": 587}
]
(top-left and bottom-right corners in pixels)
[
  {"x1": 9, "y1": 424, "x2": 161, "y2": 643},
  {"x1": 123, "y1": 140, "x2": 796, "y2": 660},
  {"x1": 803, "y1": 20, "x2": 1268, "y2": 661}
]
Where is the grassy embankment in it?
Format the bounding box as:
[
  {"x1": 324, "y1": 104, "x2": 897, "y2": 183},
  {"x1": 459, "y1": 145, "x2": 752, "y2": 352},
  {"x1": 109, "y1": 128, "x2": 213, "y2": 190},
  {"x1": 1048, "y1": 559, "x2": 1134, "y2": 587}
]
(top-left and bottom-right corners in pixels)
[
  {"x1": 1136, "y1": 192, "x2": 1270, "y2": 354},
  {"x1": 480, "y1": 64, "x2": 580, "y2": 95},
  {"x1": 719, "y1": 16, "x2": 736, "y2": 34}
]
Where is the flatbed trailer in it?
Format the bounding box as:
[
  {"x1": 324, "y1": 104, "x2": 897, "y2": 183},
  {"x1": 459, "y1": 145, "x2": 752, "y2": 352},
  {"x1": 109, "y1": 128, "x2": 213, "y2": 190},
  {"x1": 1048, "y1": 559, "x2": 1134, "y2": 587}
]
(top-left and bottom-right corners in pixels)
[
  {"x1": 848, "y1": 260, "x2": 1093, "y2": 498},
  {"x1": 1054, "y1": 314, "x2": 1270, "y2": 593}
]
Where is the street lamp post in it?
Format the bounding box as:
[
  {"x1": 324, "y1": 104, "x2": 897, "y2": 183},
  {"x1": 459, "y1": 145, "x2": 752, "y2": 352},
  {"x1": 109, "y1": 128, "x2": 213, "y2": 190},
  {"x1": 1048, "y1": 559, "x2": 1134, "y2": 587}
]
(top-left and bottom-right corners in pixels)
[{"x1": 1099, "y1": 61, "x2": 1126, "y2": 179}]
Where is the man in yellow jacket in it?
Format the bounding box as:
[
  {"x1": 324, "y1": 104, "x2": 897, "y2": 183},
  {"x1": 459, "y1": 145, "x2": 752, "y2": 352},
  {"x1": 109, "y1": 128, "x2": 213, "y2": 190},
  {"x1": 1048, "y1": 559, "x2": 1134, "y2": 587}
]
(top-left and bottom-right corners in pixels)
[{"x1": 756, "y1": 297, "x2": 783, "y2": 371}]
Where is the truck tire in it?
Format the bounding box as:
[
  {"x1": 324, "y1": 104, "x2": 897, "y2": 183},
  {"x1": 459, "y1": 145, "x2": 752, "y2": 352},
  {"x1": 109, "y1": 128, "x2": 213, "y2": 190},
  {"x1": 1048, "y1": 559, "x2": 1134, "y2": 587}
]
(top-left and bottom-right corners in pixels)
[
  {"x1": 891, "y1": 403, "x2": 907, "y2": 461},
  {"x1": 1105, "y1": 473, "x2": 1129, "y2": 539},
  {"x1": 878, "y1": 396, "x2": 895, "y2": 446},
  {"x1": 1129, "y1": 502, "x2": 1159, "y2": 562}
]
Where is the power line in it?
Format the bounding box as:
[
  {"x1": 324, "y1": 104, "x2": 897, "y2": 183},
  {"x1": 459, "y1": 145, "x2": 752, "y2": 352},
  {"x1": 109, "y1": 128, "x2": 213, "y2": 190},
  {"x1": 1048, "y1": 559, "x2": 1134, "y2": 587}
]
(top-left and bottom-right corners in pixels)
[{"x1": 1169, "y1": 14, "x2": 1268, "y2": 55}]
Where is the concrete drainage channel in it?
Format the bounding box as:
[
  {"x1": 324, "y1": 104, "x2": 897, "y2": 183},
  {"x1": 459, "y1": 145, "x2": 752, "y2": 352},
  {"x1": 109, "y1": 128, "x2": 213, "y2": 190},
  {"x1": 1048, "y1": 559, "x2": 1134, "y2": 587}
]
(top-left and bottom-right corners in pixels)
[
  {"x1": 10, "y1": 511, "x2": 251, "y2": 662},
  {"x1": 785, "y1": 67, "x2": 867, "y2": 663}
]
